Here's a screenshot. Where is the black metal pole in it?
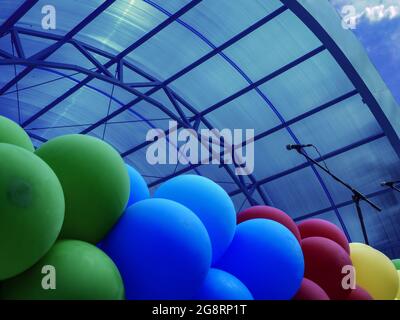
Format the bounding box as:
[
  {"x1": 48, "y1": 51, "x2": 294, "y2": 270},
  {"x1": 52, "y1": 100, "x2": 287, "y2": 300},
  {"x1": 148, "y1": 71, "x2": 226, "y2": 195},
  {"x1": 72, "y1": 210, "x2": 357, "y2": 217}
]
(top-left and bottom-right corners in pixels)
[
  {"x1": 292, "y1": 147, "x2": 381, "y2": 244},
  {"x1": 353, "y1": 194, "x2": 369, "y2": 245}
]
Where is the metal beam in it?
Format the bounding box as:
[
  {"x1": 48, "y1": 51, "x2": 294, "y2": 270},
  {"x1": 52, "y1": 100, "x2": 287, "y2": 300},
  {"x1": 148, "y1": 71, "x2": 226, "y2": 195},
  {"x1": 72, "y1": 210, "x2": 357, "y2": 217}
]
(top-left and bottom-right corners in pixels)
[
  {"x1": 14, "y1": 0, "x2": 202, "y2": 127},
  {"x1": 2, "y1": 50, "x2": 260, "y2": 206},
  {"x1": 79, "y1": 6, "x2": 289, "y2": 134},
  {"x1": 10, "y1": 29, "x2": 25, "y2": 58},
  {"x1": 0, "y1": 58, "x2": 190, "y2": 130},
  {"x1": 0, "y1": 0, "x2": 116, "y2": 95},
  {"x1": 121, "y1": 45, "x2": 326, "y2": 158},
  {"x1": 280, "y1": 0, "x2": 400, "y2": 159},
  {"x1": 0, "y1": 0, "x2": 39, "y2": 37}
]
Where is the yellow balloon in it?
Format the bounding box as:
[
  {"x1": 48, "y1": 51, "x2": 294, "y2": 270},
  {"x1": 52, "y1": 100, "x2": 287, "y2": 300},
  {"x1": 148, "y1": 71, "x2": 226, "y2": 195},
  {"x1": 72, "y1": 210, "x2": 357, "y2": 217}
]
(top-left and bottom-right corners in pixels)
[
  {"x1": 350, "y1": 243, "x2": 399, "y2": 300},
  {"x1": 397, "y1": 271, "x2": 400, "y2": 300}
]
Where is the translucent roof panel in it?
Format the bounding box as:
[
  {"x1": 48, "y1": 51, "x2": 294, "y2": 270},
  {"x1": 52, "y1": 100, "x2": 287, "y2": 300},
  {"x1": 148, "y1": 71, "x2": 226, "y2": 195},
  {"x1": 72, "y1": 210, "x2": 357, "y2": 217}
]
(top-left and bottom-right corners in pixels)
[
  {"x1": 0, "y1": 0, "x2": 399, "y2": 256},
  {"x1": 179, "y1": 0, "x2": 283, "y2": 47}
]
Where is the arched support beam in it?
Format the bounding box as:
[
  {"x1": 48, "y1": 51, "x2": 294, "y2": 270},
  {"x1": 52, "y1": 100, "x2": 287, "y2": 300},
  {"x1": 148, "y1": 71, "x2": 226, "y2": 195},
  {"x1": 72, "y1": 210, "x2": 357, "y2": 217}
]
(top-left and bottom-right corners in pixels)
[{"x1": 280, "y1": 0, "x2": 400, "y2": 158}]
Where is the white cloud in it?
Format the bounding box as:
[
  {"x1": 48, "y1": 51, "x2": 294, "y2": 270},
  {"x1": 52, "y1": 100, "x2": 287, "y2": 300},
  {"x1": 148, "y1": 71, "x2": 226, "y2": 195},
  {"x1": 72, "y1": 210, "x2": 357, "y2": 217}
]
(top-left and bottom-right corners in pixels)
[
  {"x1": 364, "y1": 3, "x2": 400, "y2": 21},
  {"x1": 331, "y1": 0, "x2": 400, "y2": 23}
]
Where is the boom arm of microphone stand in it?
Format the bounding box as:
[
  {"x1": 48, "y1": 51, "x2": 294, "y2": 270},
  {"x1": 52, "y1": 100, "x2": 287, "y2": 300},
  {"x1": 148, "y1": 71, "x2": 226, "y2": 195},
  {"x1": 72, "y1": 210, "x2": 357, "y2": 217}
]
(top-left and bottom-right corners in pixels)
[{"x1": 294, "y1": 147, "x2": 382, "y2": 212}]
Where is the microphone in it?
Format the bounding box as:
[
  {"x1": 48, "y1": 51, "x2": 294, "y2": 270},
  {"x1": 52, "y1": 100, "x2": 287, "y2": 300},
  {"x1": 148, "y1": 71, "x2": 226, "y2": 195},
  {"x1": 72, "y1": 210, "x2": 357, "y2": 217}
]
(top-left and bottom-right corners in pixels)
[
  {"x1": 381, "y1": 181, "x2": 395, "y2": 187},
  {"x1": 286, "y1": 144, "x2": 313, "y2": 151}
]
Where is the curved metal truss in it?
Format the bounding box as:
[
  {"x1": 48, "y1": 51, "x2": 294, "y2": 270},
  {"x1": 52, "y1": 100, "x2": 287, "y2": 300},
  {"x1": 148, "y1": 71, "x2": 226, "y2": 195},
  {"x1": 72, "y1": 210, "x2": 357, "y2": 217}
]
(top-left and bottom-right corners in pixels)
[{"x1": 0, "y1": 0, "x2": 398, "y2": 241}]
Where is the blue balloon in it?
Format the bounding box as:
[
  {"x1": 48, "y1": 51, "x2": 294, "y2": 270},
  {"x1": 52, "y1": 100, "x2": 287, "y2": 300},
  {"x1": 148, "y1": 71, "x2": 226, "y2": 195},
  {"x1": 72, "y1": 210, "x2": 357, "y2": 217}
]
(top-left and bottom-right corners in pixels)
[
  {"x1": 154, "y1": 175, "x2": 236, "y2": 264},
  {"x1": 194, "y1": 268, "x2": 253, "y2": 300},
  {"x1": 102, "y1": 198, "x2": 212, "y2": 300},
  {"x1": 215, "y1": 219, "x2": 304, "y2": 300},
  {"x1": 126, "y1": 164, "x2": 149, "y2": 208}
]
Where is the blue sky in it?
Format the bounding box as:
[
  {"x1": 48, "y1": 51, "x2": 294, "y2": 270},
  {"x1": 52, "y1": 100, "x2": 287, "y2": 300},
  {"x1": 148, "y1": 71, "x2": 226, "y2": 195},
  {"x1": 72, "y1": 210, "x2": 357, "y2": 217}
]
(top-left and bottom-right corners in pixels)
[{"x1": 331, "y1": 0, "x2": 400, "y2": 104}]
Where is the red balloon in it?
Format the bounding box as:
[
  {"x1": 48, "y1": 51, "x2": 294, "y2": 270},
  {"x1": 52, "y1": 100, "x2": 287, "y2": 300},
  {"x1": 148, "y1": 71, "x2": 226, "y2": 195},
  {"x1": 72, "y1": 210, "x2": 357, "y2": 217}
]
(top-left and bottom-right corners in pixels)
[
  {"x1": 293, "y1": 278, "x2": 330, "y2": 300},
  {"x1": 237, "y1": 206, "x2": 301, "y2": 242},
  {"x1": 346, "y1": 286, "x2": 373, "y2": 300},
  {"x1": 302, "y1": 237, "x2": 353, "y2": 300},
  {"x1": 298, "y1": 219, "x2": 350, "y2": 254}
]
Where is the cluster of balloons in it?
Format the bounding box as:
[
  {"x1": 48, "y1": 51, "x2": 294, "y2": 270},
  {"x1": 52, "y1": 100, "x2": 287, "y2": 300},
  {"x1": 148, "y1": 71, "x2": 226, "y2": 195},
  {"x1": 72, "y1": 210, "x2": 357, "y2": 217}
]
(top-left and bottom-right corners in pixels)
[
  {"x1": 292, "y1": 219, "x2": 400, "y2": 300},
  {"x1": 101, "y1": 175, "x2": 305, "y2": 300},
  {"x1": 1, "y1": 114, "x2": 399, "y2": 300}
]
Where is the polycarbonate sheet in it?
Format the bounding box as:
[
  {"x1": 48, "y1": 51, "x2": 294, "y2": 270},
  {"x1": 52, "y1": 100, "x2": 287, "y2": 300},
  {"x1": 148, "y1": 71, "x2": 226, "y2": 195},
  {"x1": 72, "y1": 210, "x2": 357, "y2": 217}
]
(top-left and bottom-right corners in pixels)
[
  {"x1": 289, "y1": 94, "x2": 382, "y2": 155},
  {"x1": 146, "y1": 89, "x2": 186, "y2": 119},
  {"x1": 231, "y1": 192, "x2": 249, "y2": 213},
  {"x1": 127, "y1": 20, "x2": 211, "y2": 80},
  {"x1": 18, "y1": 33, "x2": 58, "y2": 58},
  {"x1": 223, "y1": 9, "x2": 321, "y2": 82},
  {"x1": 145, "y1": 0, "x2": 192, "y2": 15},
  {"x1": 0, "y1": 65, "x2": 20, "y2": 86},
  {"x1": 0, "y1": 91, "x2": 21, "y2": 122},
  {"x1": 101, "y1": 118, "x2": 163, "y2": 153},
  {"x1": 0, "y1": 33, "x2": 13, "y2": 55},
  {"x1": 251, "y1": 128, "x2": 305, "y2": 178},
  {"x1": 198, "y1": 166, "x2": 237, "y2": 187},
  {"x1": 17, "y1": 0, "x2": 103, "y2": 36},
  {"x1": 32, "y1": 82, "x2": 115, "y2": 135},
  {"x1": 261, "y1": 167, "x2": 332, "y2": 218},
  {"x1": 204, "y1": 90, "x2": 281, "y2": 136},
  {"x1": 259, "y1": 50, "x2": 355, "y2": 120},
  {"x1": 0, "y1": 1, "x2": 25, "y2": 21},
  {"x1": 17, "y1": 77, "x2": 83, "y2": 124},
  {"x1": 170, "y1": 54, "x2": 249, "y2": 111},
  {"x1": 179, "y1": 0, "x2": 282, "y2": 47},
  {"x1": 46, "y1": 43, "x2": 97, "y2": 70},
  {"x1": 109, "y1": 96, "x2": 172, "y2": 127},
  {"x1": 16, "y1": 67, "x2": 88, "y2": 91},
  {"x1": 125, "y1": 146, "x2": 182, "y2": 182},
  {"x1": 318, "y1": 137, "x2": 400, "y2": 205},
  {"x1": 76, "y1": 0, "x2": 165, "y2": 54}
]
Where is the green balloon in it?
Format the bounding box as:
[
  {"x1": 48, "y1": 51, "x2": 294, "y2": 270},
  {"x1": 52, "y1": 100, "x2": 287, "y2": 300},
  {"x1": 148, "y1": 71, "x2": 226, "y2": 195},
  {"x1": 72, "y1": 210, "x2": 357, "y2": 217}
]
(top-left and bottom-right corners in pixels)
[
  {"x1": 393, "y1": 259, "x2": 400, "y2": 270},
  {"x1": 0, "y1": 240, "x2": 125, "y2": 300},
  {"x1": 0, "y1": 143, "x2": 64, "y2": 280},
  {"x1": 0, "y1": 116, "x2": 34, "y2": 152},
  {"x1": 35, "y1": 134, "x2": 130, "y2": 243}
]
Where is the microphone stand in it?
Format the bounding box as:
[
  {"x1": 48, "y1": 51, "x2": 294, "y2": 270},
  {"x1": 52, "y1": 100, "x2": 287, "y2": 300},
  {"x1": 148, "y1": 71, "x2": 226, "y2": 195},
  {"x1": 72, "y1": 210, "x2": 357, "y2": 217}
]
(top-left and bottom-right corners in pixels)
[{"x1": 293, "y1": 147, "x2": 381, "y2": 245}]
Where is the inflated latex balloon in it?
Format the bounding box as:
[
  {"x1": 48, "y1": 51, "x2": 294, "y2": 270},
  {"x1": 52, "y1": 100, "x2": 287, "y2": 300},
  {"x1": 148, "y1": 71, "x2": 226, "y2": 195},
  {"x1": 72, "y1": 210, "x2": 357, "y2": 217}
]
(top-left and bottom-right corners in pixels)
[
  {"x1": 237, "y1": 205, "x2": 301, "y2": 242},
  {"x1": 0, "y1": 143, "x2": 64, "y2": 280},
  {"x1": 301, "y1": 237, "x2": 353, "y2": 300},
  {"x1": 216, "y1": 219, "x2": 304, "y2": 300},
  {"x1": 346, "y1": 286, "x2": 373, "y2": 300},
  {"x1": 0, "y1": 240, "x2": 124, "y2": 300},
  {"x1": 0, "y1": 115, "x2": 34, "y2": 151},
  {"x1": 350, "y1": 243, "x2": 399, "y2": 300},
  {"x1": 35, "y1": 134, "x2": 129, "y2": 243},
  {"x1": 194, "y1": 268, "x2": 253, "y2": 300},
  {"x1": 393, "y1": 259, "x2": 400, "y2": 270},
  {"x1": 293, "y1": 278, "x2": 330, "y2": 300},
  {"x1": 102, "y1": 199, "x2": 212, "y2": 300},
  {"x1": 125, "y1": 164, "x2": 149, "y2": 208},
  {"x1": 154, "y1": 175, "x2": 236, "y2": 264},
  {"x1": 298, "y1": 219, "x2": 349, "y2": 254}
]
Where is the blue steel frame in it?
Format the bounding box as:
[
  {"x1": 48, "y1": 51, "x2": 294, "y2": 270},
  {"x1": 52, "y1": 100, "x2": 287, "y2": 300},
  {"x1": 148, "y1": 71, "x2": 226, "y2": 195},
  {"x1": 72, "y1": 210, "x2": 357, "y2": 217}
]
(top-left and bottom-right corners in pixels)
[{"x1": 0, "y1": 0, "x2": 398, "y2": 241}]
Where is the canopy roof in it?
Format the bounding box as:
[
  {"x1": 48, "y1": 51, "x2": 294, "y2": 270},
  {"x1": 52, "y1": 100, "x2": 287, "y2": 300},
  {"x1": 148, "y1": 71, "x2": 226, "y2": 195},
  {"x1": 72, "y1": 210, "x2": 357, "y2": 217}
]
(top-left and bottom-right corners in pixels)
[{"x1": 1, "y1": 0, "x2": 400, "y2": 257}]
